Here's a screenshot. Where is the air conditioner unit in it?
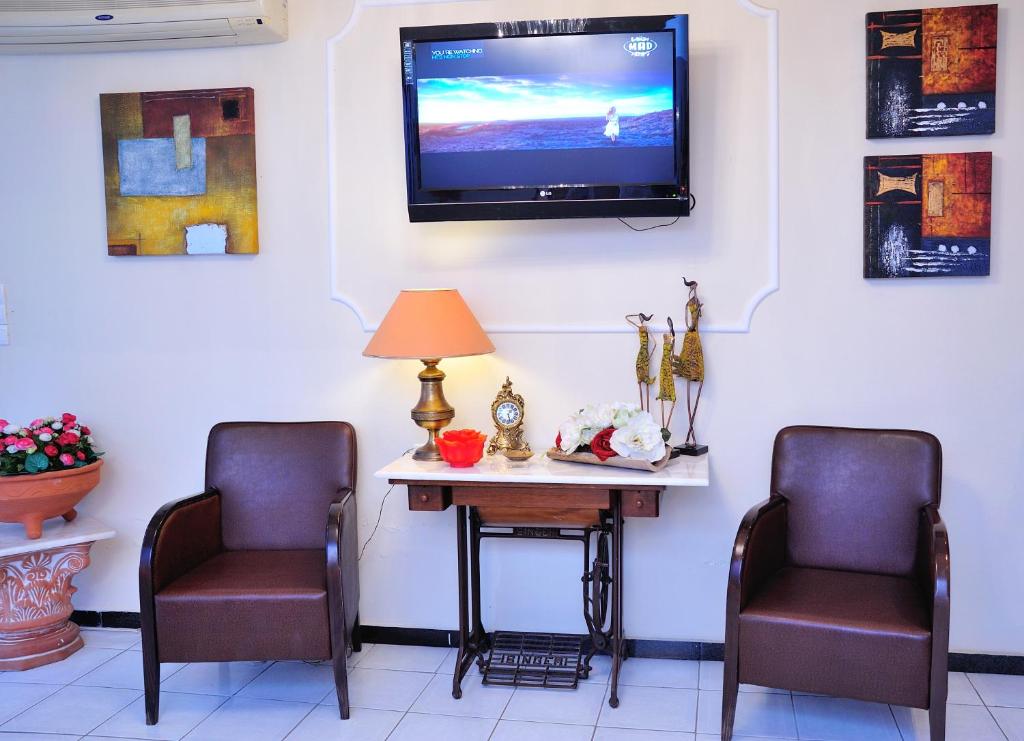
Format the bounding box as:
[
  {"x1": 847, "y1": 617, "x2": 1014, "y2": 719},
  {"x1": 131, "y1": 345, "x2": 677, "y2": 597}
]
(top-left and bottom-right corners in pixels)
[{"x1": 0, "y1": 0, "x2": 287, "y2": 54}]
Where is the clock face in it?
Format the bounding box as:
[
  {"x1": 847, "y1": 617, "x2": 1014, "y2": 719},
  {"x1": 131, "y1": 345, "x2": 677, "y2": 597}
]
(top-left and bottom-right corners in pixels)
[{"x1": 495, "y1": 401, "x2": 522, "y2": 427}]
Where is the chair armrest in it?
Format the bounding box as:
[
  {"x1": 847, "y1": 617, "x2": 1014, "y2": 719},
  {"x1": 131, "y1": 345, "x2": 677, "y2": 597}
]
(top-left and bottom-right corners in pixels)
[
  {"x1": 918, "y1": 505, "x2": 950, "y2": 632},
  {"x1": 326, "y1": 488, "x2": 359, "y2": 651},
  {"x1": 727, "y1": 496, "x2": 788, "y2": 615},
  {"x1": 139, "y1": 490, "x2": 222, "y2": 600},
  {"x1": 918, "y1": 505, "x2": 949, "y2": 707}
]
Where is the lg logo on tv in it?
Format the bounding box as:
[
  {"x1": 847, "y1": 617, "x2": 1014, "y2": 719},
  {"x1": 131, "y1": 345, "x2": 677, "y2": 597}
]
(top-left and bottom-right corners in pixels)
[{"x1": 624, "y1": 36, "x2": 658, "y2": 57}]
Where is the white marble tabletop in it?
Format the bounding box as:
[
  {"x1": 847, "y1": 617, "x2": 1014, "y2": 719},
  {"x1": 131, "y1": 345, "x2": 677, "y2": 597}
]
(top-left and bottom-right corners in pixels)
[
  {"x1": 375, "y1": 451, "x2": 709, "y2": 487},
  {"x1": 0, "y1": 515, "x2": 116, "y2": 558}
]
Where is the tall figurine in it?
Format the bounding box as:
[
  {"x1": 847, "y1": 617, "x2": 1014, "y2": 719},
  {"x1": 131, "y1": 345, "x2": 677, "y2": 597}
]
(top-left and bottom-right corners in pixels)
[
  {"x1": 672, "y1": 278, "x2": 708, "y2": 455},
  {"x1": 626, "y1": 313, "x2": 656, "y2": 412},
  {"x1": 656, "y1": 318, "x2": 677, "y2": 429}
]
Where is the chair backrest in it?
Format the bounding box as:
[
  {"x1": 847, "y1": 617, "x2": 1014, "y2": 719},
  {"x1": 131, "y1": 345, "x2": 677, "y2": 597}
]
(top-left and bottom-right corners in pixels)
[
  {"x1": 206, "y1": 421, "x2": 357, "y2": 551},
  {"x1": 771, "y1": 425, "x2": 941, "y2": 577}
]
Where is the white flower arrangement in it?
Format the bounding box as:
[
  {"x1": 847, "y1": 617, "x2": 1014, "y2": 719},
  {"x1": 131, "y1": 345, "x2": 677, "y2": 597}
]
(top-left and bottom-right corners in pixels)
[{"x1": 555, "y1": 402, "x2": 667, "y2": 463}]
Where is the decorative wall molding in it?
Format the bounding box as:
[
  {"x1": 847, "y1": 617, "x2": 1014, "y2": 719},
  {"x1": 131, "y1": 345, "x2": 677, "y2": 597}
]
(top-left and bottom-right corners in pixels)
[{"x1": 326, "y1": 0, "x2": 780, "y2": 334}]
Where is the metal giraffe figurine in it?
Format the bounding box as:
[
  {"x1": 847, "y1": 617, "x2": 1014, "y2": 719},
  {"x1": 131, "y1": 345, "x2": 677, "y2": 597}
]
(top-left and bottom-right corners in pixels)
[{"x1": 672, "y1": 277, "x2": 708, "y2": 455}]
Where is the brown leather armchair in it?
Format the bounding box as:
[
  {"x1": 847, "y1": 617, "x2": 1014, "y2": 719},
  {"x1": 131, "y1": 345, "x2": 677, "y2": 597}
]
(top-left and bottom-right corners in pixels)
[
  {"x1": 139, "y1": 422, "x2": 360, "y2": 724},
  {"x1": 723, "y1": 426, "x2": 949, "y2": 741}
]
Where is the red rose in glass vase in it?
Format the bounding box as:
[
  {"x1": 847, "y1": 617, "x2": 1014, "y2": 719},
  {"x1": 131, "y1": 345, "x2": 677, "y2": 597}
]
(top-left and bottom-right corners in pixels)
[{"x1": 590, "y1": 427, "x2": 617, "y2": 461}]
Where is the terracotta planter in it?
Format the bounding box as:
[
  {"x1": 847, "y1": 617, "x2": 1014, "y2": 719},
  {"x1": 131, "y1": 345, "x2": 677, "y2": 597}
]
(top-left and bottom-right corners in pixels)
[{"x1": 0, "y1": 460, "x2": 103, "y2": 539}]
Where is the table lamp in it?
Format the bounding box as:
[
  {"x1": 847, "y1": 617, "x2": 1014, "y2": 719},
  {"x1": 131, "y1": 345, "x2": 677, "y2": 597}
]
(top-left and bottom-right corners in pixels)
[{"x1": 363, "y1": 289, "x2": 494, "y2": 461}]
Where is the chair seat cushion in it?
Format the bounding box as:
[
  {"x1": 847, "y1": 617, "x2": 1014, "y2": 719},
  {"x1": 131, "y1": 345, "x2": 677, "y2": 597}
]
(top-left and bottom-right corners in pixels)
[
  {"x1": 155, "y1": 550, "x2": 331, "y2": 663},
  {"x1": 738, "y1": 566, "x2": 932, "y2": 707}
]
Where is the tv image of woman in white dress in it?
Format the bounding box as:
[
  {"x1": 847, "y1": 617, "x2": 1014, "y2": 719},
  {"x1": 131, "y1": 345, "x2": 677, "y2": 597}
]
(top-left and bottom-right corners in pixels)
[{"x1": 604, "y1": 106, "x2": 619, "y2": 143}]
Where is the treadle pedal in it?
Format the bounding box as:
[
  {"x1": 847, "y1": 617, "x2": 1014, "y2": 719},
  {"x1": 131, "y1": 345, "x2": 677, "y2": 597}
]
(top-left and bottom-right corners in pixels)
[{"x1": 481, "y1": 631, "x2": 583, "y2": 689}]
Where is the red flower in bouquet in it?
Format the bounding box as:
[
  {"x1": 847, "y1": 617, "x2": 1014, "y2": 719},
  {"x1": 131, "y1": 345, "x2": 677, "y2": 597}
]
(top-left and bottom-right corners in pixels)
[{"x1": 590, "y1": 427, "x2": 616, "y2": 461}]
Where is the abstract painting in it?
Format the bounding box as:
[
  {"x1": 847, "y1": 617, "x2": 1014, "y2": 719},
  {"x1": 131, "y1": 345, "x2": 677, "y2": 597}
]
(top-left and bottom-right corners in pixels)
[
  {"x1": 866, "y1": 5, "x2": 997, "y2": 138},
  {"x1": 864, "y1": 152, "x2": 991, "y2": 278},
  {"x1": 100, "y1": 88, "x2": 259, "y2": 256}
]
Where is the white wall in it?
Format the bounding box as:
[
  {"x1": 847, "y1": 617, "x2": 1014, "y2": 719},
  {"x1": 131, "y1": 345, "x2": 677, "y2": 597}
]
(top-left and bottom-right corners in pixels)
[{"x1": 0, "y1": 0, "x2": 1021, "y2": 655}]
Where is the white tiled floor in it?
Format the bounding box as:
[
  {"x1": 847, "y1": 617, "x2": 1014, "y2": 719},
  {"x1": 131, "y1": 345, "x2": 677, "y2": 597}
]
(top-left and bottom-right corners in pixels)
[{"x1": 0, "y1": 628, "x2": 1021, "y2": 740}]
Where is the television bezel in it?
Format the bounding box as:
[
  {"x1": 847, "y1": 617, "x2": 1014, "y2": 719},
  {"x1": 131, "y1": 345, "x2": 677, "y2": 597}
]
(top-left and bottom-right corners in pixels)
[{"x1": 400, "y1": 15, "x2": 690, "y2": 223}]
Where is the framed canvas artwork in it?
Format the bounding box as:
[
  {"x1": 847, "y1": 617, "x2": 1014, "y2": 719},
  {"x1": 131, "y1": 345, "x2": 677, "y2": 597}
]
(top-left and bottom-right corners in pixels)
[
  {"x1": 866, "y1": 5, "x2": 997, "y2": 138},
  {"x1": 864, "y1": 152, "x2": 992, "y2": 278},
  {"x1": 100, "y1": 88, "x2": 259, "y2": 256}
]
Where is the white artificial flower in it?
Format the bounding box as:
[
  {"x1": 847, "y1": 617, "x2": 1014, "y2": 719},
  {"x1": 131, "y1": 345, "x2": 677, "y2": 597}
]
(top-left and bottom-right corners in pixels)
[
  {"x1": 85, "y1": 436, "x2": 94, "y2": 444},
  {"x1": 610, "y1": 413, "x2": 667, "y2": 462},
  {"x1": 52, "y1": 422, "x2": 63, "y2": 430},
  {"x1": 558, "y1": 418, "x2": 583, "y2": 453},
  {"x1": 580, "y1": 403, "x2": 615, "y2": 431},
  {"x1": 2, "y1": 424, "x2": 18, "y2": 435},
  {"x1": 38, "y1": 433, "x2": 53, "y2": 442},
  {"x1": 5, "y1": 445, "x2": 17, "y2": 454},
  {"x1": 610, "y1": 402, "x2": 642, "y2": 428}
]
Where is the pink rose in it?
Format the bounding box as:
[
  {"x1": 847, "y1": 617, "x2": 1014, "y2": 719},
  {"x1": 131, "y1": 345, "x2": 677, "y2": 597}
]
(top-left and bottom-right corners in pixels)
[
  {"x1": 3, "y1": 436, "x2": 16, "y2": 446},
  {"x1": 29, "y1": 418, "x2": 45, "y2": 428},
  {"x1": 81, "y1": 426, "x2": 91, "y2": 436},
  {"x1": 44, "y1": 445, "x2": 59, "y2": 457},
  {"x1": 38, "y1": 427, "x2": 53, "y2": 435},
  {"x1": 15, "y1": 438, "x2": 35, "y2": 451},
  {"x1": 76, "y1": 451, "x2": 86, "y2": 461},
  {"x1": 59, "y1": 453, "x2": 74, "y2": 466},
  {"x1": 0, "y1": 420, "x2": 8, "y2": 429},
  {"x1": 62, "y1": 413, "x2": 77, "y2": 425}
]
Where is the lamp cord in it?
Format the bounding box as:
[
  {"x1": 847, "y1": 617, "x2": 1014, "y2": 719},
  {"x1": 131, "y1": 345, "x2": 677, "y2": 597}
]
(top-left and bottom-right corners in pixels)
[{"x1": 358, "y1": 483, "x2": 395, "y2": 561}]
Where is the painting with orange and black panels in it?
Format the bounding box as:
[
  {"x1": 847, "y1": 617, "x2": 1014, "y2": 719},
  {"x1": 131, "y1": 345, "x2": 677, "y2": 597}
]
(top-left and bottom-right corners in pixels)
[
  {"x1": 99, "y1": 88, "x2": 259, "y2": 256},
  {"x1": 866, "y1": 5, "x2": 997, "y2": 138},
  {"x1": 864, "y1": 152, "x2": 991, "y2": 278}
]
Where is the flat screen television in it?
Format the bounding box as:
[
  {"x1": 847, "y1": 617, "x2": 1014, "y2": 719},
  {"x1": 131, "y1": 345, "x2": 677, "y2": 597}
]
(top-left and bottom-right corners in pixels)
[{"x1": 400, "y1": 15, "x2": 690, "y2": 222}]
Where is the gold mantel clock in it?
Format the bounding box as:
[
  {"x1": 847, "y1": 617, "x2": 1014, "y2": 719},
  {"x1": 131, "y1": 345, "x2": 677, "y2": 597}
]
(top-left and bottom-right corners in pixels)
[{"x1": 488, "y1": 377, "x2": 531, "y2": 456}]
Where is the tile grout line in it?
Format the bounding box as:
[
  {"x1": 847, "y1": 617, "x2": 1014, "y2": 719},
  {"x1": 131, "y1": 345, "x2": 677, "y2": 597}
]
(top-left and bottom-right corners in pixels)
[
  {"x1": 788, "y1": 688, "x2": 799, "y2": 740},
  {"x1": 383, "y1": 647, "x2": 452, "y2": 740},
  {"x1": 887, "y1": 702, "x2": 907, "y2": 741},
  {"x1": 171, "y1": 693, "x2": 230, "y2": 741},
  {"x1": 0, "y1": 644, "x2": 134, "y2": 734},
  {"x1": 964, "y1": 671, "x2": 1012, "y2": 741}
]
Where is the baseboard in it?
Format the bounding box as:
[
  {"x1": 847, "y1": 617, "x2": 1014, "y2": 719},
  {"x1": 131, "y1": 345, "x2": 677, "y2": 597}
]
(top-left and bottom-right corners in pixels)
[
  {"x1": 70, "y1": 613, "x2": 1023, "y2": 675},
  {"x1": 71, "y1": 610, "x2": 141, "y2": 629}
]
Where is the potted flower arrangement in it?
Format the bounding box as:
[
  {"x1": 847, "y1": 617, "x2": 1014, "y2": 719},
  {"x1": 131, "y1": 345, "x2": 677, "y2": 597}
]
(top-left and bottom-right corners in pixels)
[
  {"x1": 548, "y1": 403, "x2": 670, "y2": 472},
  {"x1": 0, "y1": 413, "x2": 103, "y2": 539}
]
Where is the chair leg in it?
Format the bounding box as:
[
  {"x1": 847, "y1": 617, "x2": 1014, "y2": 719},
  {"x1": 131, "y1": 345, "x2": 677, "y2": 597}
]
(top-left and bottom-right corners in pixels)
[
  {"x1": 351, "y1": 612, "x2": 362, "y2": 653},
  {"x1": 929, "y1": 702, "x2": 946, "y2": 741},
  {"x1": 140, "y1": 630, "x2": 160, "y2": 725},
  {"x1": 332, "y1": 640, "x2": 351, "y2": 720},
  {"x1": 721, "y1": 642, "x2": 739, "y2": 740}
]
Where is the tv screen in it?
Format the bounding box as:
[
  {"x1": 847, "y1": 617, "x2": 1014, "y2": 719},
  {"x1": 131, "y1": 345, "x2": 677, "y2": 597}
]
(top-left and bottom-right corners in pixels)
[{"x1": 401, "y1": 16, "x2": 689, "y2": 222}]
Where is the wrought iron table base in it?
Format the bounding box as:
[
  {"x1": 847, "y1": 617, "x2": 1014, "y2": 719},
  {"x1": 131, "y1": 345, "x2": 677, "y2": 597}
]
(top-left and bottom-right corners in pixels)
[{"x1": 450, "y1": 494, "x2": 627, "y2": 706}]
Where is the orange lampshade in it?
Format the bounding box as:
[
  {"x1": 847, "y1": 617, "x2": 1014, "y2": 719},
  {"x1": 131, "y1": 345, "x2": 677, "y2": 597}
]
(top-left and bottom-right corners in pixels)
[{"x1": 363, "y1": 289, "x2": 495, "y2": 359}]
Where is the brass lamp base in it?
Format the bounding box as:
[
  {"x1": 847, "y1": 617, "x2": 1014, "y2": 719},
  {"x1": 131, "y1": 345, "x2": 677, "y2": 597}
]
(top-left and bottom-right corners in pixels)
[{"x1": 410, "y1": 359, "x2": 455, "y2": 461}]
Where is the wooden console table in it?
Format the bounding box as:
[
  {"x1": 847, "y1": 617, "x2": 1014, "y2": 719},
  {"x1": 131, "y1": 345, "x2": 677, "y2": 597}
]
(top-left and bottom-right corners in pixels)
[
  {"x1": 376, "y1": 452, "x2": 708, "y2": 707},
  {"x1": 0, "y1": 515, "x2": 115, "y2": 670}
]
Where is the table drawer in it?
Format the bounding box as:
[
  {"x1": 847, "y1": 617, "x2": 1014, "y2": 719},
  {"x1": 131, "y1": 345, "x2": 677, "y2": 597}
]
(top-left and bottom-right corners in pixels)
[
  {"x1": 621, "y1": 490, "x2": 659, "y2": 518},
  {"x1": 407, "y1": 486, "x2": 451, "y2": 511}
]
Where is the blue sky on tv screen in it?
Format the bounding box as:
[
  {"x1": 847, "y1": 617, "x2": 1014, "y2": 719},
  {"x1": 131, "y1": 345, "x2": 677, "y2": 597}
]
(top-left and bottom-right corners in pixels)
[{"x1": 417, "y1": 74, "x2": 674, "y2": 124}]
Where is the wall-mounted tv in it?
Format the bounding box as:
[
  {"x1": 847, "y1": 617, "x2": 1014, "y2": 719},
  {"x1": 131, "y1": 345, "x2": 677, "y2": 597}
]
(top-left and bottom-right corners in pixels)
[{"x1": 400, "y1": 15, "x2": 690, "y2": 222}]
